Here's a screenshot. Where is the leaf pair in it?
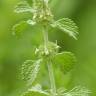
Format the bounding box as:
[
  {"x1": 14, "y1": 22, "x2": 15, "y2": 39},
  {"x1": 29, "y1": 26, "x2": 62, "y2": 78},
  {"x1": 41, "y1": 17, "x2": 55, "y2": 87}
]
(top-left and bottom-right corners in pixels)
[
  {"x1": 22, "y1": 85, "x2": 90, "y2": 96},
  {"x1": 12, "y1": 1, "x2": 37, "y2": 35},
  {"x1": 12, "y1": 18, "x2": 79, "y2": 40},
  {"x1": 20, "y1": 59, "x2": 50, "y2": 96},
  {"x1": 20, "y1": 51, "x2": 76, "y2": 96},
  {"x1": 35, "y1": 42, "x2": 77, "y2": 74},
  {"x1": 13, "y1": 0, "x2": 79, "y2": 40}
]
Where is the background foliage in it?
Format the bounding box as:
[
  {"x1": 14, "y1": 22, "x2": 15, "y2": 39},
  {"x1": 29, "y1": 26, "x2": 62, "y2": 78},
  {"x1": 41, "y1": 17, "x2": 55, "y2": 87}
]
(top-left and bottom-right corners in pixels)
[{"x1": 0, "y1": 0, "x2": 96, "y2": 96}]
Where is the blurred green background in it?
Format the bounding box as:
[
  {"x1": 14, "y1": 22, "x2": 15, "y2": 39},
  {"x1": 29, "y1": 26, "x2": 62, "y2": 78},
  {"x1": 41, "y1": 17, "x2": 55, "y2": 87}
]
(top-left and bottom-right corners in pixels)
[{"x1": 0, "y1": 0, "x2": 96, "y2": 96}]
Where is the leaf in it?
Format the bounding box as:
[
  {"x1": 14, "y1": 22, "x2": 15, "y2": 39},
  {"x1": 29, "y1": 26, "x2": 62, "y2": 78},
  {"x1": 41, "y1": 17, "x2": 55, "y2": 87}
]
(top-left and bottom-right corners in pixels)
[
  {"x1": 57, "y1": 87, "x2": 67, "y2": 95},
  {"x1": 62, "y1": 86, "x2": 91, "y2": 96},
  {"x1": 50, "y1": 18, "x2": 79, "y2": 40},
  {"x1": 53, "y1": 52, "x2": 77, "y2": 74},
  {"x1": 14, "y1": 1, "x2": 34, "y2": 13},
  {"x1": 22, "y1": 84, "x2": 49, "y2": 96},
  {"x1": 56, "y1": 86, "x2": 91, "y2": 96},
  {"x1": 12, "y1": 19, "x2": 36, "y2": 36},
  {"x1": 21, "y1": 59, "x2": 42, "y2": 86},
  {"x1": 12, "y1": 21, "x2": 28, "y2": 36}
]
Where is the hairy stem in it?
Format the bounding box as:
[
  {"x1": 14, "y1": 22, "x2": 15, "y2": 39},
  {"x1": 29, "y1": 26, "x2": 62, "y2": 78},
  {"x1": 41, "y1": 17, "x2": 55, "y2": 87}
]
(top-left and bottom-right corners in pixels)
[
  {"x1": 43, "y1": 25, "x2": 56, "y2": 95},
  {"x1": 42, "y1": 0, "x2": 56, "y2": 95},
  {"x1": 47, "y1": 60, "x2": 56, "y2": 96},
  {"x1": 43, "y1": 25, "x2": 48, "y2": 49}
]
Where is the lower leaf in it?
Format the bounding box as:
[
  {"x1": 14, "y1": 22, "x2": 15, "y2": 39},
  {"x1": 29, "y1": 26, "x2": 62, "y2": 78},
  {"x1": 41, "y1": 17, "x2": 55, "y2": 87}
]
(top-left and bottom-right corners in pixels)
[
  {"x1": 21, "y1": 59, "x2": 42, "y2": 86},
  {"x1": 22, "y1": 84, "x2": 49, "y2": 96}
]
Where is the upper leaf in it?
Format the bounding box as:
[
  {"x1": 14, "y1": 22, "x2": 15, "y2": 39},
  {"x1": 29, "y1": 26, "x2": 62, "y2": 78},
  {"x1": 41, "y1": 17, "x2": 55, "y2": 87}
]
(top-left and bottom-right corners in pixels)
[
  {"x1": 12, "y1": 20, "x2": 36, "y2": 36},
  {"x1": 21, "y1": 59, "x2": 42, "y2": 86},
  {"x1": 12, "y1": 21, "x2": 27, "y2": 36},
  {"x1": 50, "y1": 18, "x2": 79, "y2": 40},
  {"x1": 14, "y1": 1, "x2": 34, "y2": 13},
  {"x1": 53, "y1": 52, "x2": 77, "y2": 74}
]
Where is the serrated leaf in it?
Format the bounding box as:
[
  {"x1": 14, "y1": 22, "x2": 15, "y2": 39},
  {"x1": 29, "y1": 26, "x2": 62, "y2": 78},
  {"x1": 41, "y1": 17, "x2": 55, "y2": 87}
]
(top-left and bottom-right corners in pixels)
[
  {"x1": 51, "y1": 18, "x2": 79, "y2": 40},
  {"x1": 22, "y1": 84, "x2": 49, "y2": 96},
  {"x1": 12, "y1": 21, "x2": 28, "y2": 36},
  {"x1": 62, "y1": 86, "x2": 91, "y2": 96},
  {"x1": 21, "y1": 59, "x2": 42, "y2": 86},
  {"x1": 53, "y1": 52, "x2": 77, "y2": 74},
  {"x1": 56, "y1": 86, "x2": 91, "y2": 96},
  {"x1": 14, "y1": 1, "x2": 34, "y2": 13}
]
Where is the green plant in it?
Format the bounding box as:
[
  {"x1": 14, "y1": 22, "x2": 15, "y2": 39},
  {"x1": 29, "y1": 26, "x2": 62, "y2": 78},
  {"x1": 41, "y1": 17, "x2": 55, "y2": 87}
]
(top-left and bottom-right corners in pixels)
[{"x1": 12, "y1": 0, "x2": 90, "y2": 96}]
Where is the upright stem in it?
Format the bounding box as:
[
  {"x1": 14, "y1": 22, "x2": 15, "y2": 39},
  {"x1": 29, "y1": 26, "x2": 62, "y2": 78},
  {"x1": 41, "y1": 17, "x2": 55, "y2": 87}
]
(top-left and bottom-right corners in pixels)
[
  {"x1": 43, "y1": 25, "x2": 48, "y2": 48},
  {"x1": 47, "y1": 60, "x2": 56, "y2": 96},
  {"x1": 43, "y1": 26, "x2": 56, "y2": 96}
]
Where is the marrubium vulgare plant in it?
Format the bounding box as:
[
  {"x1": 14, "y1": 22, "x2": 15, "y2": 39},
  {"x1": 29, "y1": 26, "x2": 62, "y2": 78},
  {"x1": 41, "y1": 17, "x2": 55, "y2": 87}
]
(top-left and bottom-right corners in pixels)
[{"x1": 12, "y1": 0, "x2": 91, "y2": 96}]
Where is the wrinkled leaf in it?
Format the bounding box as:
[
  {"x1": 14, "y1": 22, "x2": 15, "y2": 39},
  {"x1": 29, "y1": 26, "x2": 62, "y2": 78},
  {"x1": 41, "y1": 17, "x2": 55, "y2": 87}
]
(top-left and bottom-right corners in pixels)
[
  {"x1": 12, "y1": 19, "x2": 36, "y2": 36},
  {"x1": 53, "y1": 52, "x2": 77, "y2": 74},
  {"x1": 57, "y1": 86, "x2": 90, "y2": 96},
  {"x1": 62, "y1": 86, "x2": 91, "y2": 96},
  {"x1": 21, "y1": 59, "x2": 42, "y2": 86},
  {"x1": 51, "y1": 18, "x2": 79, "y2": 40},
  {"x1": 14, "y1": 1, "x2": 34, "y2": 13}
]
